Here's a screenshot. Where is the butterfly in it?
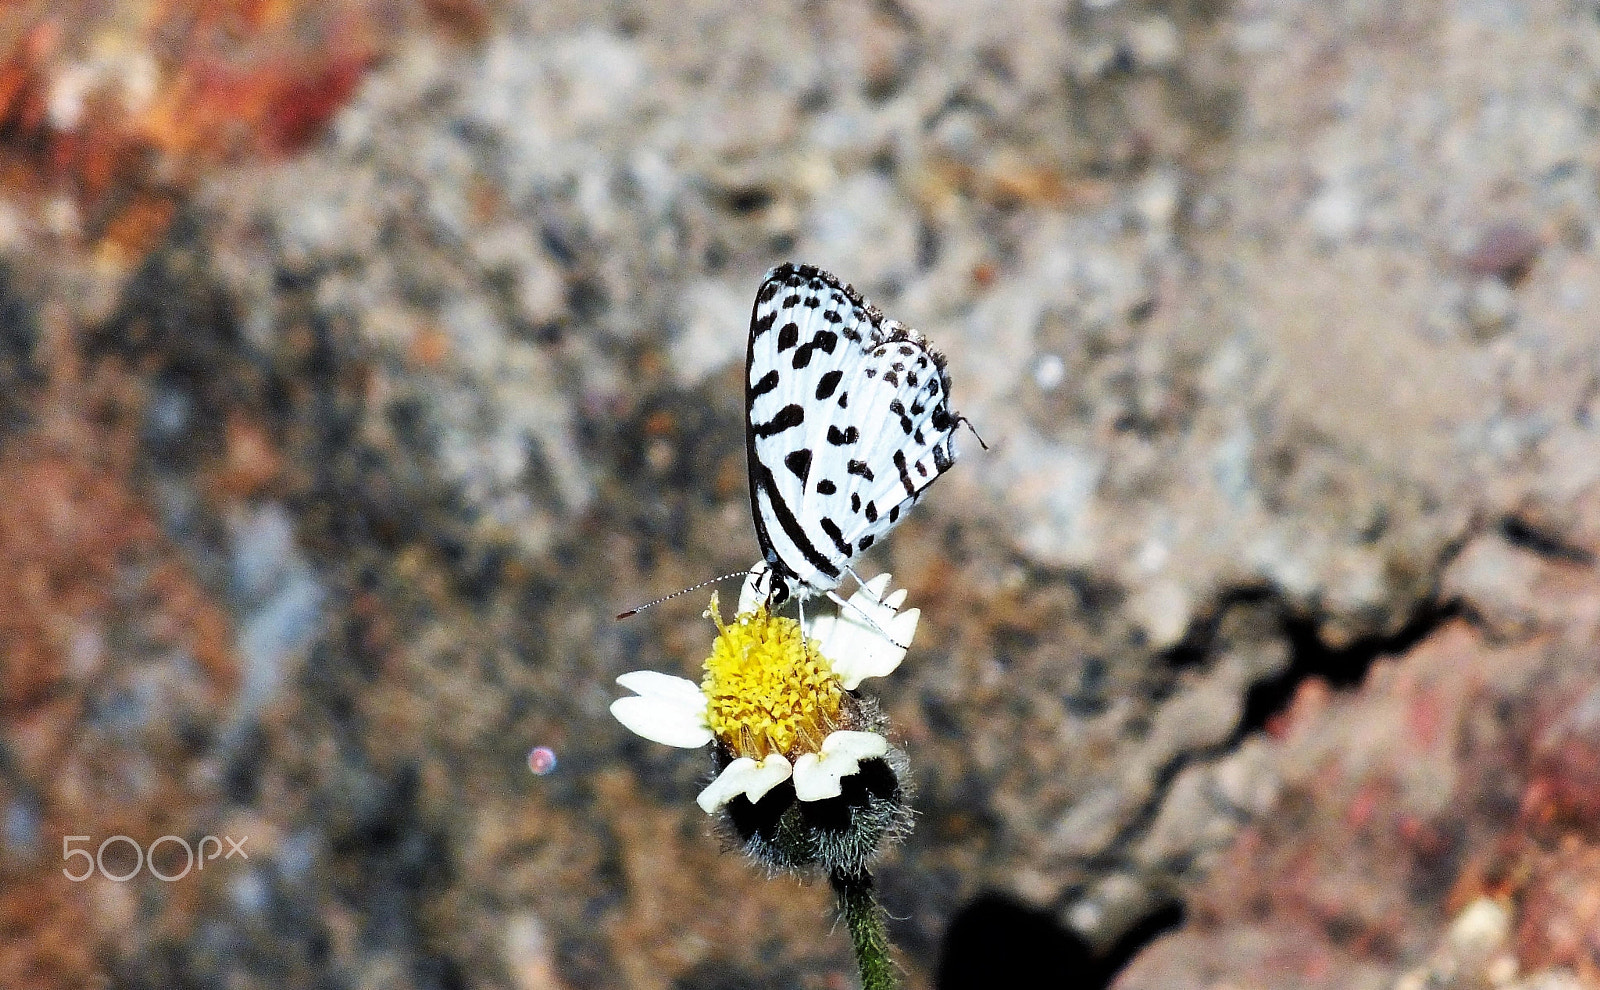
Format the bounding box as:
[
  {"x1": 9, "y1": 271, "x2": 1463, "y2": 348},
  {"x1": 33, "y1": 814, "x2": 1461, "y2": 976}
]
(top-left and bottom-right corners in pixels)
[{"x1": 744, "y1": 263, "x2": 980, "y2": 610}]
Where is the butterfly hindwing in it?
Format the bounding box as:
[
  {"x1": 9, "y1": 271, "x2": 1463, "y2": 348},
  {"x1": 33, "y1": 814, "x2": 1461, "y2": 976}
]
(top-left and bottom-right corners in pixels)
[
  {"x1": 746, "y1": 263, "x2": 962, "y2": 600},
  {"x1": 824, "y1": 335, "x2": 957, "y2": 557}
]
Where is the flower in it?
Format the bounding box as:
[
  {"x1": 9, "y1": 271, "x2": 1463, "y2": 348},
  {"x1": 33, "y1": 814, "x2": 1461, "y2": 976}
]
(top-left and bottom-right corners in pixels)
[
  {"x1": 611, "y1": 565, "x2": 920, "y2": 815},
  {"x1": 611, "y1": 564, "x2": 921, "y2": 876}
]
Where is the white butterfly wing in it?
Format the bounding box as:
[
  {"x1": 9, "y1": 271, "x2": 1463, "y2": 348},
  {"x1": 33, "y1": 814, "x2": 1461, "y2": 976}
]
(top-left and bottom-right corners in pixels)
[
  {"x1": 746, "y1": 263, "x2": 962, "y2": 599},
  {"x1": 823, "y1": 333, "x2": 958, "y2": 559}
]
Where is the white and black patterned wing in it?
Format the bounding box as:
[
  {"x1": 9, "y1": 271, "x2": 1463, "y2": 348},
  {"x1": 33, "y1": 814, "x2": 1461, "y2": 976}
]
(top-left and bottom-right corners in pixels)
[
  {"x1": 745, "y1": 262, "x2": 962, "y2": 602},
  {"x1": 823, "y1": 329, "x2": 958, "y2": 557}
]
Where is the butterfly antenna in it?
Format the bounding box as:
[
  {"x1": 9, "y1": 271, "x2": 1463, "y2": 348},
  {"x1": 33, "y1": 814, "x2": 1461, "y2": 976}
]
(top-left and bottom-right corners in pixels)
[
  {"x1": 958, "y1": 414, "x2": 989, "y2": 450},
  {"x1": 616, "y1": 571, "x2": 753, "y2": 619}
]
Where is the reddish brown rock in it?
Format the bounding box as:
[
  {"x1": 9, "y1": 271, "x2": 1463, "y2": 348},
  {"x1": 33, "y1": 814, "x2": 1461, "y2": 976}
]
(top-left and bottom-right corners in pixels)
[{"x1": 1116, "y1": 541, "x2": 1600, "y2": 990}]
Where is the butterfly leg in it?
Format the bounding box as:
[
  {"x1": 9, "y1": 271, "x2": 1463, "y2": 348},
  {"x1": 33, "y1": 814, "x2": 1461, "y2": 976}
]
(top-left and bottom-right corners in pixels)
[
  {"x1": 839, "y1": 566, "x2": 908, "y2": 646},
  {"x1": 825, "y1": 589, "x2": 908, "y2": 651},
  {"x1": 842, "y1": 564, "x2": 881, "y2": 602}
]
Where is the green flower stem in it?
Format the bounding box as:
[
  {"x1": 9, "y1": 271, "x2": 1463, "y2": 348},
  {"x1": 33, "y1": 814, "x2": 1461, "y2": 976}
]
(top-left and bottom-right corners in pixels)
[{"x1": 830, "y1": 868, "x2": 898, "y2": 990}]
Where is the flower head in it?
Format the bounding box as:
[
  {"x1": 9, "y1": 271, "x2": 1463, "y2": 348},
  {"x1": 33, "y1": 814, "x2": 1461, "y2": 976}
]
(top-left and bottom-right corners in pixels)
[
  {"x1": 610, "y1": 565, "x2": 920, "y2": 874},
  {"x1": 699, "y1": 598, "x2": 843, "y2": 760}
]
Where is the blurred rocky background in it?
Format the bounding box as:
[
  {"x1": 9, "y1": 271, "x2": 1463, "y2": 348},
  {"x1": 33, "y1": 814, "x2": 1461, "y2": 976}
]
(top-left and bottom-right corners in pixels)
[{"x1": 1, "y1": 0, "x2": 1598, "y2": 988}]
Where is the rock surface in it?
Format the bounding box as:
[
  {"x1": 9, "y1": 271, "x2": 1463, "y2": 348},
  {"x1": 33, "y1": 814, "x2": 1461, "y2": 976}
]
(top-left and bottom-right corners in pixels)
[{"x1": 1, "y1": 0, "x2": 1599, "y2": 988}]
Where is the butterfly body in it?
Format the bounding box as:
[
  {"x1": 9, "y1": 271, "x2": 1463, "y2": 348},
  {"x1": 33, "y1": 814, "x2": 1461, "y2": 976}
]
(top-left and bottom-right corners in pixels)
[{"x1": 746, "y1": 263, "x2": 969, "y2": 606}]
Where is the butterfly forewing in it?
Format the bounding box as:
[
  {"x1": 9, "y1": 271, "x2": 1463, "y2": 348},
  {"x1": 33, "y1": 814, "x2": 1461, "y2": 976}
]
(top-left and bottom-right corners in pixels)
[{"x1": 746, "y1": 262, "x2": 963, "y2": 600}]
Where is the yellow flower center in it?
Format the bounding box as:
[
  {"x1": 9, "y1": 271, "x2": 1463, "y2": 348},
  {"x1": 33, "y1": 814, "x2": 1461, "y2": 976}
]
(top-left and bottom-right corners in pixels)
[{"x1": 701, "y1": 593, "x2": 843, "y2": 760}]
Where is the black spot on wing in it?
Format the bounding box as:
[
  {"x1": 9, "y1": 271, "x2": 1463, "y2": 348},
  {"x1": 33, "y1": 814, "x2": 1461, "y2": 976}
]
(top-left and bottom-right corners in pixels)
[
  {"x1": 865, "y1": 500, "x2": 878, "y2": 522},
  {"x1": 858, "y1": 534, "x2": 874, "y2": 551},
  {"x1": 932, "y1": 444, "x2": 953, "y2": 472},
  {"x1": 851, "y1": 493, "x2": 861, "y2": 512},
  {"x1": 750, "y1": 369, "x2": 780, "y2": 404},
  {"x1": 757, "y1": 280, "x2": 782, "y2": 304},
  {"x1": 752, "y1": 310, "x2": 776, "y2": 339},
  {"x1": 888, "y1": 505, "x2": 899, "y2": 523},
  {"x1": 778, "y1": 322, "x2": 799, "y2": 351},
  {"x1": 817, "y1": 478, "x2": 837, "y2": 495},
  {"x1": 838, "y1": 391, "x2": 849, "y2": 409},
  {"x1": 883, "y1": 370, "x2": 899, "y2": 386},
  {"x1": 820, "y1": 517, "x2": 852, "y2": 557},
  {"x1": 815, "y1": 369, "x2": 843, "y2": 400},
  {"x1": 784, "y1": 448, "x2": 813, "y2": 484},
  {"x1": 893, "y1": 449, "x2": 916, "y2": 495},
  {"x1": 827, "y1": 425, "x2": 859, "y2": 445},
  {"x1": 847, "y1": 459, "x2": 874, "y2": 482},
  {"x1": 792, "y1": 329, "x2": 838, "y2": 369},
  {"x1": 888, "y1": 399, "x2": 913, "y2": 434},
  {"x1": 753, "y1": 404, "x2": 805, "y2": 437}
]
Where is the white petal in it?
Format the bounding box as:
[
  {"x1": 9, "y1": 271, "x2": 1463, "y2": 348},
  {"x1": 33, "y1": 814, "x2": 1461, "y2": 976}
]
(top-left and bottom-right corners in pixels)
[
  {"x1": 610, "y1": 696, "x2": 714, "y2": 747},
  {"x1": 888, "y1": 607, "x2": 921, "y2": 648},
  {"x1": 823, "y1": 729, "x2": 891, "y2": 761},
  {"x1": 791, "y1": 731, "x2": 890, "y2": 802},
  {"x1": 791, "y1": 753, "x2": 832, "y2": 801},
  {"x1": 695, "y1": 754, "x2": 793, "y2": 813},
  {"x1": 740, "y1": 754, "x2": 793, "y2": 802},
  {"x1": 616, "y1": 670, "x2": 706, "y2": 706},
  {"x1": 611, "y1": 671, "x2": 712, "y2": 748},
  {"x1": 862, "y1": 572, "x2": 892, "y2": 600},
  {"x1": 812, "y1": 589, "x2": 917, "y2": 690},
  {"x1": 804, "y1": 610, "x2": 839, "y2": 647},
  {"x1": 697, "y1": 758, "x2": 756, "y2": 813}
]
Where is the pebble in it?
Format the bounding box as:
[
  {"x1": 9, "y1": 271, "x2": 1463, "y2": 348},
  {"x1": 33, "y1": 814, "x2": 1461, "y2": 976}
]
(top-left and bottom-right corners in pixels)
[
  {"x1": 1447, "y1": 897, "x2": 1510, "y2": 960},
  {"x1": 1308, "y1": 185, "x2": 1361, "y2": 243},
  {"x1": 1463, "y1": 222, "x2": 1541, "y2": 284},
  {"x1": 1465, "y1": 279, "x2": 1517, "y2": 340},
  {"x1": 1124, "y1": 17, "x2": 1179, "y2": 70},
  {"x1": 1034, "y1": 353, "x2": 1067, "y2": 391}
]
